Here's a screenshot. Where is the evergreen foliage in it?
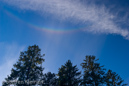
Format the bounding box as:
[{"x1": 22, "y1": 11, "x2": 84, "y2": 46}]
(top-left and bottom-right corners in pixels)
[
  {"x1": 42, "y1": 72, "x2": 57, "y2": 86},
  {"x1": 81, "y1": 56, "x2": 105, "y2": 86},
  {"x1": 57, "y1": 60, "x2": 81, "y2": 86},
  {"x1": 3, "y1": 45, "x2": 45, "y2": 86},
  {"x1": 105, "y1": 69, "x2": 127, "y2": 86},
  {"x1": 2, "y1": 45, "x2": 127, "y2": 86}
]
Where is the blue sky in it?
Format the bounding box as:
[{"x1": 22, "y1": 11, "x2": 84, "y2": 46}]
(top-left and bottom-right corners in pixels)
[{"x1": 0, "y1": 0, "x2": 129, "y2": 85}]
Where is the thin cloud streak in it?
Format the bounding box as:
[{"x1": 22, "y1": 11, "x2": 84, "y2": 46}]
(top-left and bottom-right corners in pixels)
[{"x1": 2, "y1": 0, "x2": 129, "y2": 39}]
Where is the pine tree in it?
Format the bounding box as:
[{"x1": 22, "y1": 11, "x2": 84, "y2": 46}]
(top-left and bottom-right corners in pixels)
[
  {"x1": 81, "y1": 56, "x2": 105, "y2": 86},
  {"x1": 42, "y1": 72, "x2": 57, "y2": 86},
  {"x1": 57, "y1": 60, "x2": 81, "y2": 86},
  {"x1": 105, "y1": 69, "x2": 127, "y2": 86},
  {"x1": 3, "y1": 45, "x2": 45, "y2": 86}
]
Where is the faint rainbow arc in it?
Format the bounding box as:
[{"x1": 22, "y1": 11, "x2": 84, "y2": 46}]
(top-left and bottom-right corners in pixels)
[{"x1": 5, "y1": 9, "x2": 85, "y2": 34}]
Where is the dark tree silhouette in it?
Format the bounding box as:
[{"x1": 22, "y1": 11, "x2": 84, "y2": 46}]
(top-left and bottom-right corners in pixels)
[
  {"x1": 57, "y1": 60, "x2": 81, "y2": 86},
  {"x1": 81, "y1": 56, "x2": 105, "y2": 86},
  {"x1": 105, "y1": 69, "x2": 127, "y2": 86},
  {"x1": 3, "y1": 45, "x2": 45, "y2": 86},
  {"x1": 42, "y1": 72, "x2": 57, "y2": 86},
  {"x1": 2, "y1": 45, "x2": 127, "y2": 86}
]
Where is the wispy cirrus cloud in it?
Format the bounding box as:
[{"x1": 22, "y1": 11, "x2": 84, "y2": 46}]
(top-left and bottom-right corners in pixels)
[{"x1": 2, "y1": 0, "x2": 129, "y2": 39}]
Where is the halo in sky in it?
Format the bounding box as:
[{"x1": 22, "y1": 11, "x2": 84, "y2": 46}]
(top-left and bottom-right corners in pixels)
[{"x1": 2, "y1": 0, "x2": 129, "y2": 39}]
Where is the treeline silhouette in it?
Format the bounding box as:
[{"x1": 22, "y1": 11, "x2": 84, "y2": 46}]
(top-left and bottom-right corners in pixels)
[{"x1": 2, "y1": 45, "x2": 127, "y2": 86}]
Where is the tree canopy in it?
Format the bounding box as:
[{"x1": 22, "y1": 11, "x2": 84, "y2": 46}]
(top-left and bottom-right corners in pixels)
[
  {"x1": 2, "y1": 45, "x2": 127, "y2": 86},
  {"x1": 3, "y1": 45, "x2": 45, "y2": 86},
  {"x1": 81, "y1": 56, "x2": 105, "y2": 86},
  {"x1": 57, "y1": 60, "x2": 81, "y2": 86},
  {"x1": 42, "y1": 72, "x2": 57, "y2": 86}
]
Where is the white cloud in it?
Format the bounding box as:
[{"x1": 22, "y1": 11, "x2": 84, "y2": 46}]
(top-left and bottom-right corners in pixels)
[
  {"x1": 0, "y1": 43, "x2": 25, "y2": 86},
  {"x1": 2, "y1": 0, "x2": 129, "y2": 39}
]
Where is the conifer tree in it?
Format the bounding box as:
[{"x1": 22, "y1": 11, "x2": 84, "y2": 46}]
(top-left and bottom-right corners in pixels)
[
  {"x1": 42, "y1": 72, "x2": 57, "y2": 86},
  {"x1": 3, "y1": 45, "x2": 45, "y2": 86},
  {"x1": 57, "y1": 60, "x2": 81, "y2": 86},
  {"x1": 105, "y1": 69, "x2": 127, "y2": 86},
  {"x1": 81, "y1": 56, "x2": 105, "y2": 86}
]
